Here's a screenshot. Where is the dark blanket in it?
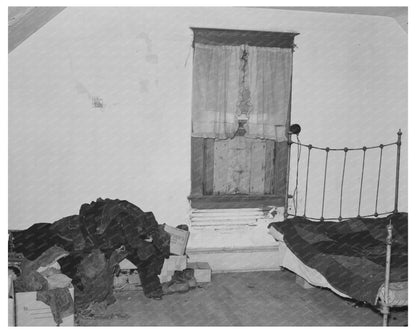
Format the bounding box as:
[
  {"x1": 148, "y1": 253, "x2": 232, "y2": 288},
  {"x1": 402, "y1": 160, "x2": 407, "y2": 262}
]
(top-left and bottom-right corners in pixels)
[{"x1": 268, "y1": 213, "x2": 408, "y2": 304}]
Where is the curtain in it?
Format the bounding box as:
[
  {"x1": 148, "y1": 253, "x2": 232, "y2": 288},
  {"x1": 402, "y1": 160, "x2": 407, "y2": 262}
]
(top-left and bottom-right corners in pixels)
[
  {"x1": 247, "y1": 46, "x2": 293, "y2": 142},
  {"x1": 191, "y1": 44, "x2": 240, "y2": 139},
  {"x1": 191, "y1": 43, "x2": 293, "y2": 142}
]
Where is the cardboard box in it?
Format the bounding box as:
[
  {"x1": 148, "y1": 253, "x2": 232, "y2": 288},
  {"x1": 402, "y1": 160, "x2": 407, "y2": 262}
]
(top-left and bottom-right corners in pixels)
[
  {"x1": 8, "y1": 298, "x2": 15, "y2": 326},
  {"x1": 159, "y1": 271, "x2": 174, "y2": 283},
  {"x1": 15, "y1": 288, "x2": 74, "y2": 326},
  {"x1": 8, "y1": 271, "x2": 15, "y2": 326},
  {"x1": 114, "y1": 269, "x2": 142, "y2": 289},
  {"x1": 114, "y1": 274, "x2": 129, "y2": 288},
  {"x1": 118, "y1": 258, "x2": 137, "y2": 270},
  {"x1": 164, "y1": 225, "x2": 190, "y2": 255},
  {"x1": 187, "y1": 262, "x2": 212, "y2": 283},
  {"x1": 158, "y1": 255, "x2": 187, "y2": 283},
  {"x1": 128, "y1": 271, "x2": 141, "y2": 284}
]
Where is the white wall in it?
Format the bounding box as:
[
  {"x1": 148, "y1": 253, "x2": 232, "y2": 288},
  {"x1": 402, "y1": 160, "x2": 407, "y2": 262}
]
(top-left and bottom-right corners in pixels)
[
  {"x1": 288, "y1": 13, "x2": 407, "y2": 219},
  {"x1": 9, "y1": 8, "x2": 407, "y2": 239}
]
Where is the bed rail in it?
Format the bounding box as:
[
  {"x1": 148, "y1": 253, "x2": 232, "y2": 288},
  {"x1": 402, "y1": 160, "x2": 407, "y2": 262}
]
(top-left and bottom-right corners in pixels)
[{"x1": 284, "y1": 130, "x2": 402, "y2": 222}]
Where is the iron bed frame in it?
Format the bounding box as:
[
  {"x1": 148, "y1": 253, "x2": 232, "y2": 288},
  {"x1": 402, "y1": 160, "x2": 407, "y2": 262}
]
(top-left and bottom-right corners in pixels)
[{"x1": 281, "y1": 129, "x2": 404, "y2": 326}]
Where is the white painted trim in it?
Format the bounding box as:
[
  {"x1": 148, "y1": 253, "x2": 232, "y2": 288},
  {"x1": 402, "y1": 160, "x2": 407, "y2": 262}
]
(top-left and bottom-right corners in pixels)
[
  {"x1": 186, "y1": 245, "x2": 279, "y2": 254},
  {"x1": 190, "y1": 207, "x2": 272, "y2": 227}
]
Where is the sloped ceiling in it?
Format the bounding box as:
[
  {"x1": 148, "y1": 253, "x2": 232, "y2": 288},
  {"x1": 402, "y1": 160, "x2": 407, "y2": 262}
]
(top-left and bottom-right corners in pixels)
[
  {"x1": 273, "y1": 7, "x2": 408, "y2": 32},
  {"x1": 8, "y1": 6, "x2": 407, "y2": 53},
  {"x1": 8, "y1": 7, "x2": 66, "y2": 53}
]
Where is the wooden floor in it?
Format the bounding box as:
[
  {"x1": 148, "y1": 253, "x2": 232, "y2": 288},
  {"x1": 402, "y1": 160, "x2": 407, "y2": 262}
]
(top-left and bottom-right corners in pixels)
[{"x1": 77, "y1": 270, "x2": 407, "y2": 326}]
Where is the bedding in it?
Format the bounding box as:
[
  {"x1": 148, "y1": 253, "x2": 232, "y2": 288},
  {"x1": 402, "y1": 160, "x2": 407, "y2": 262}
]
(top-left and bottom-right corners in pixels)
[
  {"x1": 268, "y1": 213, "x2": 407, "y2": 304},
  {"x1": 377, "y1": 281, "x2": 408, "y2": 307},
  {"x1": 274, "y1": 239, "x2": 350, "y2": 298}
]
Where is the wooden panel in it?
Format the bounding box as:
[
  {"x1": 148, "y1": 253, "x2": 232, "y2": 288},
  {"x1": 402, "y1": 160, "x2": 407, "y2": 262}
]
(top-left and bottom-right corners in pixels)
[
  {"x1": 196, "y1": 136, "x2": 287, "y2": 206},
  {"x1": 275, "y1": 141, "x2": 289, "y2": 199},
  {"x1": 264, "y1": 140, "x2": 276, "y2": 194},
  {"x1": 249, "y1": 140, "x2": 266, "y2": 194},
  {"x1": 203, "y1": 138, "x2": 215, "y2": 195},
  {"x1": 192, "y1": 27, "x2": 298, "y2": 48},
  {"x1": 230, "y1": 136, "x2": 250, "y2": 194},
  {"x1": 189, "y1": 195, "x2": 285, "y2": 209},
  {"x1": 213, "y1": 139, "x2": 230, "y2": 194},
  {"x1": 191, "y1": 137, "x2": 204, "y2": 196}
]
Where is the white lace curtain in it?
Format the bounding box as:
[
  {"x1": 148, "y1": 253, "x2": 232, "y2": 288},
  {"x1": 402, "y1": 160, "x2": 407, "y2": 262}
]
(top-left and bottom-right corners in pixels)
[{"x1": 191, "y1": 43, "x2": 293, "y2": 142}]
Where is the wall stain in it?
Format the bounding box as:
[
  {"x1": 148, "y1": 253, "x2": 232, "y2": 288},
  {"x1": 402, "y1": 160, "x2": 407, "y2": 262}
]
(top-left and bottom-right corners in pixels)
[{"x1": 136, "y1": 31, "x2": 158, "y2": 64}]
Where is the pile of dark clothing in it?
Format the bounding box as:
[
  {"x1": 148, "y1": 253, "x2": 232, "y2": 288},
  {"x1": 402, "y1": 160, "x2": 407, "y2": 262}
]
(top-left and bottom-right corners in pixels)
[{"x1": 10, "y1": 198, "x2": 172, "y2": 320}]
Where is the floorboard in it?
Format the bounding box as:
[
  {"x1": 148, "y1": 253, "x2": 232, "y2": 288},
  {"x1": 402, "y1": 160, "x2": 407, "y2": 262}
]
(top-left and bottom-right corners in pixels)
[{"x1": 77, "y1": 270, "x2": 407, "y2": 326}]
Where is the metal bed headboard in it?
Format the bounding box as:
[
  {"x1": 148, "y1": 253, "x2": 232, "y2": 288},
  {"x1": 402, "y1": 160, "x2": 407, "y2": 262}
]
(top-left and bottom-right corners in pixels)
[{"x1": 283, "y1": 129, "x2": 403, "y2": 222}]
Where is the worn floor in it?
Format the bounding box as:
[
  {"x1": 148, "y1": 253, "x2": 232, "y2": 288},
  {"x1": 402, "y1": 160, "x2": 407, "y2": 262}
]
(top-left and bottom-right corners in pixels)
[{"x1": 77, "y1": 270, "x2": 407, "y2": 326}]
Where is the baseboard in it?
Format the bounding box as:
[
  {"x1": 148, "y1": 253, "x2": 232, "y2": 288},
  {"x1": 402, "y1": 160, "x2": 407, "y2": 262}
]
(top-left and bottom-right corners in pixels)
[{"x1": 186, "y1": 245, "x2": 281, "y2": 273}]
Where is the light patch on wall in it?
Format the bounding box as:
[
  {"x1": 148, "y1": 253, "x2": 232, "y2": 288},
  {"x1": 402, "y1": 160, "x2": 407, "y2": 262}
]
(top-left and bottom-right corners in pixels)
[
  {"x1": 145, "y1": 54, "x2": 158, "y2": 64},
  {"x1": 74, "y1": 80, "x2": 91, "y2": 97},
  {"x1": 140, "y1": 79, "x2": 149, "y2": 93}
]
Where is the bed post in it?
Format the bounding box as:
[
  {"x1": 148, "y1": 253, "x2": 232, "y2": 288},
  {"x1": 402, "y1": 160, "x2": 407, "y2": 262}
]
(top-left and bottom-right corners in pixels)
[
  {"x1": 382, "y1": 221, "x2": 393, "y2": 326},
  {"x1": 394, "y1": 129, "x2": 402, "y2": 213},
  {"x1": 284, "y1": 132, "x2": 292, "y2": 220}
]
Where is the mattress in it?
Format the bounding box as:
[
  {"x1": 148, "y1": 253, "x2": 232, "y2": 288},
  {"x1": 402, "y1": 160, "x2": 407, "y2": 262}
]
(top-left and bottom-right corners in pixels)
[{"x1": 269, "y1": 226, "x2": 408, "y2": 307}]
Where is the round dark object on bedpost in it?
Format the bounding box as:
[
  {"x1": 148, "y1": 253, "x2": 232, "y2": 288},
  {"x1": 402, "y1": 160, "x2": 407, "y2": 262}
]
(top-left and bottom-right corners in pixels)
[{"x1": 289, "y1": 124, "x2": 301, "y2": 135}]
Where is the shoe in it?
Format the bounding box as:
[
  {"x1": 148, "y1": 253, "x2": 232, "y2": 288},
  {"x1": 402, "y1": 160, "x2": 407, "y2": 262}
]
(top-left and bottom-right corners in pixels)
[
  {"x1": 161, "y1": 269, "x2": 197, "y2": 295},
  {"x1": 162, "y1": 280, "x2": 190, "y2": 295},
  {"x1": 183, "y1": 268, "x2": 197, "y2": 288}
]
